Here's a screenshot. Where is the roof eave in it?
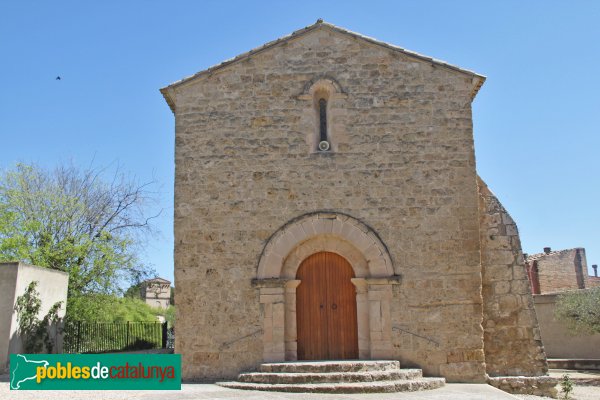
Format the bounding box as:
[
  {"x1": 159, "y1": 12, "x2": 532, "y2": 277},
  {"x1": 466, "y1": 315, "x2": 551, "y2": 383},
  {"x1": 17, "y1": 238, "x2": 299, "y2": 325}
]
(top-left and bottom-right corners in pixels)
[{"x1": 160, "y1": 86, "x2": 176, "y2": 114}]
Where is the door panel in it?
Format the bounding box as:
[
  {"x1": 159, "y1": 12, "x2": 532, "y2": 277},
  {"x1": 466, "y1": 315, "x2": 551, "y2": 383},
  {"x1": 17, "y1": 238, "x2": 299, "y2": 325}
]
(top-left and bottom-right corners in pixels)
[
  {"x1": 326, "y1": 257, "x2": 359, "y2": 359},
  {"x1": 296, "y1": 252, "x2": 358, "y2": 360},
  {"x1": 296, "y1": 252, "x2": 328, "y2": 360}
]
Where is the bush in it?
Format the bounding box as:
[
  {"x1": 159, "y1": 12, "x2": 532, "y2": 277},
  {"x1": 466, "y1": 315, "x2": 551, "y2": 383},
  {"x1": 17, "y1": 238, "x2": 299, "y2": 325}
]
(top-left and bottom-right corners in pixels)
[
  {"x1": 66, "y1": 295, "x2": 161, "y2": 323},
  {"x1": 164, "y1": 305, "x2": 175, "y2": 328}
]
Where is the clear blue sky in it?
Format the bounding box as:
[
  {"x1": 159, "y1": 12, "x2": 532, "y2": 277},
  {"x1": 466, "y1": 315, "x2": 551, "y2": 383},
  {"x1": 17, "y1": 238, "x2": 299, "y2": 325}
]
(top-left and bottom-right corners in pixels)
[{"x1": 1, "y1": 1, "x2": 599, "y2": 284}]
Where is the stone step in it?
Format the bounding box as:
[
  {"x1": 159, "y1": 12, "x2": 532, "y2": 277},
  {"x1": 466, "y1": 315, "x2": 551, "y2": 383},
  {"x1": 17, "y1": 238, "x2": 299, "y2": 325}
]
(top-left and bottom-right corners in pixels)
[
  {"x1": 259, "y1": 360, "x2": 400, "y2": 373},
  {"x1": 238, "y1": 368, "x2": 423, "y2": 384},
  {"x1": 218, "y1": 377, "x2": 446, "y2": 394}
]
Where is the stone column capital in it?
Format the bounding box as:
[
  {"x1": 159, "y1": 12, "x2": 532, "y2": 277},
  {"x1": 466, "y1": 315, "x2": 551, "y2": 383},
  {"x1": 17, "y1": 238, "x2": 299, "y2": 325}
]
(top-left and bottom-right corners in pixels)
[
  {"x1": 351, "y1": 278, "x2": 369, "y2": 293},
  {"x1": 284, "y1": 279, "x2": 301, "y2": 290},
  {"x1": 365, "y1": 275, "x2": 402, "y2": 286}
]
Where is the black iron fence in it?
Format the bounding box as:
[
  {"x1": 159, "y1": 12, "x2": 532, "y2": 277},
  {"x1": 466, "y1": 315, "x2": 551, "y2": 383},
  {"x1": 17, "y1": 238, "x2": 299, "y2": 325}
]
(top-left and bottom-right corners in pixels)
[{"x1": 63, "y1": 321, "x2": 172, "y2": 353}]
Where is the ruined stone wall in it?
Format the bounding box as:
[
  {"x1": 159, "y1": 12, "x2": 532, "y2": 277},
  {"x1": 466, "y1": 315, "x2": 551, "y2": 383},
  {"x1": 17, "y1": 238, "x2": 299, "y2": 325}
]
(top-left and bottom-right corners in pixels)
[
  {"x1": 477, "y1": 178, "x2": 548, "y2": 376},
  {"x1": 168, "y1": 26, "x2": 486, "y2": 382}
]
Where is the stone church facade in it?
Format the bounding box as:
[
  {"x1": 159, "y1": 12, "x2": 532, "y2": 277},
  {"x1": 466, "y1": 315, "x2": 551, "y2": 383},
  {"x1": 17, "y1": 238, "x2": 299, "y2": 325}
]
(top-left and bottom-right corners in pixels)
[{"x1": 161, "y1": 21, "x2": 548, "y2": 382}]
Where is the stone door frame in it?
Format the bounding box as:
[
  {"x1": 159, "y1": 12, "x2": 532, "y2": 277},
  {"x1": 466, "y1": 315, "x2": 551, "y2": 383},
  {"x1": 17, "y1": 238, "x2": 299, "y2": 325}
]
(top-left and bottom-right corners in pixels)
[{"x1": 253, "y1": 212, "x2": 401, "y2": 362}]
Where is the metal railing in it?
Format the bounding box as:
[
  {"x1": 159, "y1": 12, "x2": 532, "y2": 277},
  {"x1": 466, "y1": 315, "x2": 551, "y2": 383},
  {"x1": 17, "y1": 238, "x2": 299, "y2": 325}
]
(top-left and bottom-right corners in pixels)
[{"x1": 63, "y1": 321, "x2": 170, "y2": 353}]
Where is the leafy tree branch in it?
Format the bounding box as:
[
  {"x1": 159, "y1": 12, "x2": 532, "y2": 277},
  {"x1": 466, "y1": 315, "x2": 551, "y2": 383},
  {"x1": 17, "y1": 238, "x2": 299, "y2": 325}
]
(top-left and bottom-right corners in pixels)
[
  {"x1": 555, "y1": 287, "x2": 600, "y2": 334},
  {"x1": 0, "y1": 163, "x2": 160, "y2": 297}
]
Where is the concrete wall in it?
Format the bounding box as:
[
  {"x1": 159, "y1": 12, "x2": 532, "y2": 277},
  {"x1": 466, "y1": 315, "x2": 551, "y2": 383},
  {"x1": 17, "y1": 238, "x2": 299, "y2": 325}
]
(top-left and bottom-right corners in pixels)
[
  {"x1": 0, "y1": 262, "x2": 69, "y2": 373},
  {"x1": 534, "y1": 293, "x2": 600, "y2": 359},
  {"x1": 0, "y1": 264, "x2": 18, "y2": 373}
]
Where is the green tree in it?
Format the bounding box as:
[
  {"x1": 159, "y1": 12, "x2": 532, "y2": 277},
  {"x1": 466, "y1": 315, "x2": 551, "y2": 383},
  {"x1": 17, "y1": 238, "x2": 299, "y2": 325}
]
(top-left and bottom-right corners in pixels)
[
  {"x1": 555, "y1": 287, "x2": 600, "y2": 334},
  {"x1": 0, "y1": 163, "x2": 159, "y2": 297},
  {"x1": 124, "y1": 283, "x2": 142, "y2": 299}
]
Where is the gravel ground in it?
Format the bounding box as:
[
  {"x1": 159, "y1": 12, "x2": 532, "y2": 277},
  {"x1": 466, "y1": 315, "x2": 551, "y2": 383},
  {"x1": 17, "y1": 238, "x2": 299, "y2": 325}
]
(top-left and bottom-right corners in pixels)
[{"x1": 515, "y1": 385, "x2": 600, "y2": 400}]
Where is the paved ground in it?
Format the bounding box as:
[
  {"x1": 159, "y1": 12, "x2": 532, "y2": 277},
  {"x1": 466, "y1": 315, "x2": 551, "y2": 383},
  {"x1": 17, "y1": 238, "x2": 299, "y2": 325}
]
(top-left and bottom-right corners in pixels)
[
  {"x1": 0, "y1": 379, "x2": 519, "y2": 400},
  {"x1": 514, "y1": 369, "x2": 600, "y2": 400},
  {"x1": 2, "y1": 370, "x2": 600, "y2": 400},
  {"x1": 548, "y1": 368, "x2": 600, "y2": 381},
  {"x1": 516, "y1": 386, "x2": 600, "y2": 400}
]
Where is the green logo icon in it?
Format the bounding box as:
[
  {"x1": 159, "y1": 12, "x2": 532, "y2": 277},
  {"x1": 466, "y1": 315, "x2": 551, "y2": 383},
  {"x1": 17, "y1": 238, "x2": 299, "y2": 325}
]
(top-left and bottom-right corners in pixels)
[
  {"x1": 10, "y1": 354, "x2": 181, "y2": 390},
  {"x1": 10, "y1": 354, "x2": 49, "y2": 389}
]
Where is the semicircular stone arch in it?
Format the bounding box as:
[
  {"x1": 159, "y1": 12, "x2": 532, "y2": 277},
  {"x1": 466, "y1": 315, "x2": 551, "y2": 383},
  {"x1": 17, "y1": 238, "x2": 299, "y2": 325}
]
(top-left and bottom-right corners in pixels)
[
  {"x1": 301, "y1": 76, "x2": 345, "y2": 96},
  {"x1": 257, "y1": 212, "x2": 394, "y2": 280},
  {"x1": 281, "y1": 235, "x2": 369, "y2": 279}
]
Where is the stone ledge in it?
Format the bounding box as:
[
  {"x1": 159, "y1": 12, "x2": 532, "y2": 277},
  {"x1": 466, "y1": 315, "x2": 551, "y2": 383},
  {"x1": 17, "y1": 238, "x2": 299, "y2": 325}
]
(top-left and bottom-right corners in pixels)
[
  {"x1": 217, "y1": 377, "x2": 445, "y2": 393},
  {"x1": 238, "y1": 369, "x2": 423, "y2": 384},
  {"x1": 366, "y1": 276, "x2": 402, "y2": 285},
  {"x1": 487, "y1": 376, "x2": 558, "y2": 398},
  {"x1": 219, "y1": 360, "x2": 445, "y2": 393},
  {"x1": 252, "y1": 278, "x2": 289, "y2": 288},
  {"x1": 548, "y1": 359, "x2": 600, "y2": 371},
  {"x1": 260, "y1": 360, "x2": 400, "y2": 373}
]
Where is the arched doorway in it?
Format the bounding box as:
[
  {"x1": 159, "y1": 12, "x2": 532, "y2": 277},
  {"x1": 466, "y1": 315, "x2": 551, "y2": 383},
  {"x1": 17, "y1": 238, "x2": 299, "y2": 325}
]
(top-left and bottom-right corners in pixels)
[
  {"x1": 254, "y1": 212, "x2": 400, "y2": 362},
  {"x1": 296, "y1": 252, "x2": 358, "y2": 360}
]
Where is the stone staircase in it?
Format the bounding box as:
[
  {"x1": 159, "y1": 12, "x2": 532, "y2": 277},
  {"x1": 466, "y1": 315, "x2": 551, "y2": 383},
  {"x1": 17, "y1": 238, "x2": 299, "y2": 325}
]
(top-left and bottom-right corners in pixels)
[{"x1": 218, "y1": 360, "x2": 445, "y2": 393}]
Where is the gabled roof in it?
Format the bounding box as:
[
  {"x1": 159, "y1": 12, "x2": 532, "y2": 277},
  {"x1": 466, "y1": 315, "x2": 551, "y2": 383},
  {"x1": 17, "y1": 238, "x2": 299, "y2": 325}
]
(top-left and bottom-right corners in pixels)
[
  {"x1": 526, "y1": 248, "x2": 583, "y2": 262},
  {"x1": 160, "y1": 19, "x2": 486, "y2": 113},
  {"x1": 144, "y1": 277, "x2": 171, "y2": 284}
]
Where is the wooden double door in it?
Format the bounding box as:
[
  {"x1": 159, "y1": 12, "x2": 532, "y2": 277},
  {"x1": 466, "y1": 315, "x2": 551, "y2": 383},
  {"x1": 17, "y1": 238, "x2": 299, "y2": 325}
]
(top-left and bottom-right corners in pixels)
[{"x1": 296, "y1": 252, "x2": 359, "y2": 360}]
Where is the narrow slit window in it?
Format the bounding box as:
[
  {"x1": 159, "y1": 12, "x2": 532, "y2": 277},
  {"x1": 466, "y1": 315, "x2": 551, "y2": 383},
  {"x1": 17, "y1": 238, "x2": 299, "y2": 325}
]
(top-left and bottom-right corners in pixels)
[{"x1": 318, "y1": 98, "x2": 328, "y2": 143}]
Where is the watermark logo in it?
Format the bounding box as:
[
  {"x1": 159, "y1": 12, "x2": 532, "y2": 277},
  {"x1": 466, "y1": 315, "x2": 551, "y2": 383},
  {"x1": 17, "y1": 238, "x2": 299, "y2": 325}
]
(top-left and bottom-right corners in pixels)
[{"x1": 10, "y1": 354, "x2": 181, "y2": 390}]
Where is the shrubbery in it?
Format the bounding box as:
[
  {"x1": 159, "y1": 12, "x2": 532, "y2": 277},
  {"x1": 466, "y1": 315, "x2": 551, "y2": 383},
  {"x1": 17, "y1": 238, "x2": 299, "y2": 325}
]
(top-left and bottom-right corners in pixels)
[{"x1": 66, "y1": 295, "x2": 163, "y2": 323}]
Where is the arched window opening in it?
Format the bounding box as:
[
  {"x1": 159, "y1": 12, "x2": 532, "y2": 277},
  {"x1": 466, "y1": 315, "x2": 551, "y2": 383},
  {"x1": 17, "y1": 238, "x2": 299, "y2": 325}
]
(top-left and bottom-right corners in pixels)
[
  {"x1": 302, "y1": 77, "x2": 345, "y2": 153},
  {"x1": 318, "y1": 98, "x2": 328, "y2": 143},
  {"x1": 317, "y1": 98, "x2": 329, "y2": 151}
]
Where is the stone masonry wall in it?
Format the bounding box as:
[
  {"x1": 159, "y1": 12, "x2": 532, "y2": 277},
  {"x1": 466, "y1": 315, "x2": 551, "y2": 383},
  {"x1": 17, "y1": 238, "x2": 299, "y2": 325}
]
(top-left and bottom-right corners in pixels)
[
  {"x1": 167, "y1": 25, "x2": 486, "y2": 382},
  {"x1": 477, "y1": 178, "x2": 548, "y2": 376}
]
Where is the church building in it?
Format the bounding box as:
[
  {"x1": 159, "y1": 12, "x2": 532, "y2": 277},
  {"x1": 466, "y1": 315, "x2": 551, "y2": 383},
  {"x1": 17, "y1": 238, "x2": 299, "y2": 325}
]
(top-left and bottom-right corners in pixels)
[{"x1": 161, "y1": 20, "x2": 548, "y2": 383}]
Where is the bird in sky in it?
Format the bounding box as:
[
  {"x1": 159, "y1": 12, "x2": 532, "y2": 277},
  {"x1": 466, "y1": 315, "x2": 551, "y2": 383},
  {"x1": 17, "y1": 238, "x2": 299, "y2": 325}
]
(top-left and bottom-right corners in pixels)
[{"x1": 56, "y1": 76, "x2": 61, "y2": 80}]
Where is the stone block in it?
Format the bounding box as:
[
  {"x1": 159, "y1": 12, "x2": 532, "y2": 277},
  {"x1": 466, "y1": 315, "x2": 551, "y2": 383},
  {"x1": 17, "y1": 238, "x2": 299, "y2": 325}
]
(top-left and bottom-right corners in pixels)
[
  {"x1": 367, "y1": 288, "x2": 392, "y2": 301},
  {"x1": 260, "y1": 294, "x2": 285, "y2": 303}
]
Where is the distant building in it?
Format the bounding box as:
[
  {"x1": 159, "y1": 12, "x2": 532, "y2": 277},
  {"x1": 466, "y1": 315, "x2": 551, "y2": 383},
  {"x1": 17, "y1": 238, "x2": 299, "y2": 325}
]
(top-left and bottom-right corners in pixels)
[
  {"x1": 141, "y1": 277, "x2": 171, "y2": 309},
  {"x1": 524, "y1": 248, "x2": 600, "y2": 360},
  {"x1": 525, "y1": 247, "x2": 600, "y2": 294}
]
